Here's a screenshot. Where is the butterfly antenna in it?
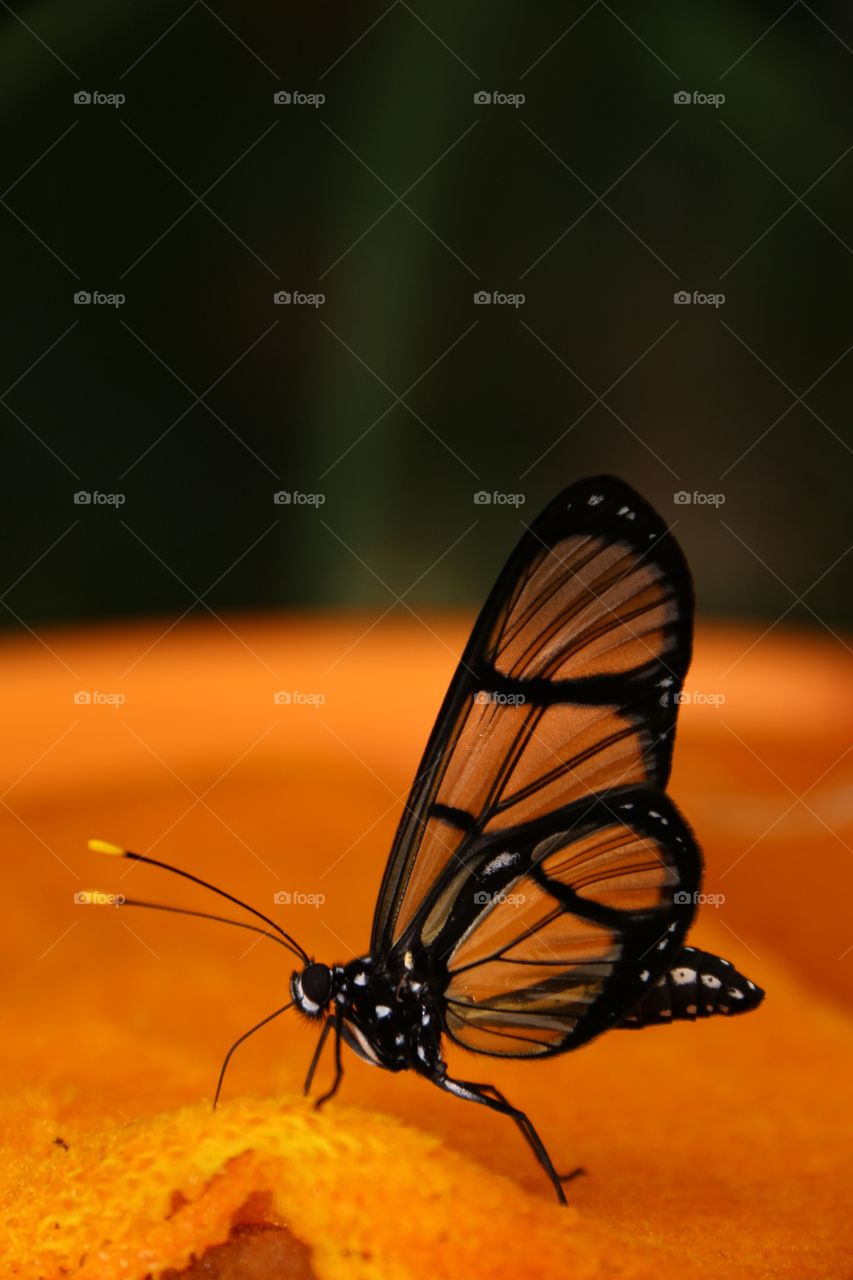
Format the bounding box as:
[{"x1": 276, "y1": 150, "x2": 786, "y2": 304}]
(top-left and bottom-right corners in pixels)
[
  {"x1": 87, "y1": 839, "x2": 309, "y2": 964},
  {"x1": 112, "y1": 897, "x2": 301, "y2": 951}
]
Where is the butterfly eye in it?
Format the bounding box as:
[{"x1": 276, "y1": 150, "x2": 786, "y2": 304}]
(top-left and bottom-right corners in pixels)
[{"x1": 301, "y1": 963, "x2": 332, "y2": 1007}]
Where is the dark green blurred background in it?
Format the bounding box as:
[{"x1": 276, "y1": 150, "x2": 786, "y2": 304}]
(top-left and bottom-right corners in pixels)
[{"x1": 2, "y1": 1, "x2": 851, "y2": 628}]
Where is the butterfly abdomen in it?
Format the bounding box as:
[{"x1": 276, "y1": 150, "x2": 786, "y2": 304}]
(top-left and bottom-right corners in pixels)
[{"x1": 619, "y1": 946, "x2": 764, "y2": 1029}]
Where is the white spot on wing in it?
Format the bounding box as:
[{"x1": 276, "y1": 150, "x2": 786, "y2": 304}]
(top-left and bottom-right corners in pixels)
[{"x1": 482, "y1": 850, "x2": 520, "y2": 877}]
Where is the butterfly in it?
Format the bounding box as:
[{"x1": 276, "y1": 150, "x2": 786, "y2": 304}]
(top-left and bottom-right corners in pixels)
[{"x1": 90, "y1": 474, "x2": 764, "y2": 1203}]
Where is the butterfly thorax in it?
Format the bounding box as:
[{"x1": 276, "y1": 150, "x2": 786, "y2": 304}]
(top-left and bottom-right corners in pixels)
[{"x1": 291, "y1": 953, "x2": 443, "y2": 1074}]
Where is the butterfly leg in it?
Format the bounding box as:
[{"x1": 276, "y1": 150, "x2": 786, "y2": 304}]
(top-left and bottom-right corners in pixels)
[
  {"x1": 430, "y1": 1071, "x2": 570, "y2": 1205},
  {"x1": 474, "y1": 1082, "x2": 585, "y2": 1185},
  {"x1": 303, "y1": 1016, "x2": 333, "y2": 1097},
  {"x1": 313, "y1": 1007, "x2": 345, "y2": 1111}
]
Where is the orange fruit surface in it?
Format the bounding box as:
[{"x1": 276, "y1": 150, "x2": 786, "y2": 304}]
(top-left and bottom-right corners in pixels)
[{"x1": 0, "y1": 616, "x2": 850, "y2": 1278}]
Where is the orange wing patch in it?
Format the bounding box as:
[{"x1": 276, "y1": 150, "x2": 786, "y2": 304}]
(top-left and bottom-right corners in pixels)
[{"x1": 493, "y1": 535, "x2": 679, "y2": 682}]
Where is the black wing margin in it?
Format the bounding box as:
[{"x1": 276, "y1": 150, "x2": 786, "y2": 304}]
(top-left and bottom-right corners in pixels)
[{"x1": 370, "y1": 475, "x2": 694, "y2": 955}]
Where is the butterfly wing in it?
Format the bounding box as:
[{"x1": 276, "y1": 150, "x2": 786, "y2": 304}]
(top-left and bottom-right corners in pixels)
[
  {"x1": 425, "y1": 786, "x2": 701, "y2": 1056},
  {"x1": 371, "y1": 475, "x2": 694, "y2": 959}
]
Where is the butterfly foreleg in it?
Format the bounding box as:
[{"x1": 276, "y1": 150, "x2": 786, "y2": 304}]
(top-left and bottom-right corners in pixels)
[
  {"x1": 303, "y1": 1015, "x2": 334, "y2": 1097},
  {"x1": 313, "y1": 1007, "x2": 345, "y2": 1110}
]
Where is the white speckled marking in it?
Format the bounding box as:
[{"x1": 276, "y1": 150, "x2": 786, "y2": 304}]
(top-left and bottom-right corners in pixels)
[{"x1": 482, "y1": 850, "x2": 520, "y2": 877}]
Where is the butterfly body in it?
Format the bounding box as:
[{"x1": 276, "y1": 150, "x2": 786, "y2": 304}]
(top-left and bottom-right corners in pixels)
[
  {"x1": 292, "y1": 953, "x2": 446, "y2": 1085},
  {"x1": 619, "y1": 945, "x2": 764, "y2": 1027}
]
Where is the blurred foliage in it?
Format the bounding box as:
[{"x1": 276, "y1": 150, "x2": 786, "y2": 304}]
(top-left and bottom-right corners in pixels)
[{"x1": 1, "y1": 0, "x2": 851, "y2": 628}]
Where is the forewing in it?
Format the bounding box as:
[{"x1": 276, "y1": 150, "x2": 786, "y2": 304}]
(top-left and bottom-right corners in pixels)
[{"x1": 371, "y1": 476, "x2": 693, "y2": 954}]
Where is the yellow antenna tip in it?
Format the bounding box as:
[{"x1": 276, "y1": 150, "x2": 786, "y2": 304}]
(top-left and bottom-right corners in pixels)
[{"x1": 87, "y1": 838, "x2": 126, "y2": 857}]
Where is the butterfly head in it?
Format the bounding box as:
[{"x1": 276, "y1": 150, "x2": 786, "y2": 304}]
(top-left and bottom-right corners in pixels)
[{"x1": 291, "y1": 961, "x2": 334, "y2": 1018}]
